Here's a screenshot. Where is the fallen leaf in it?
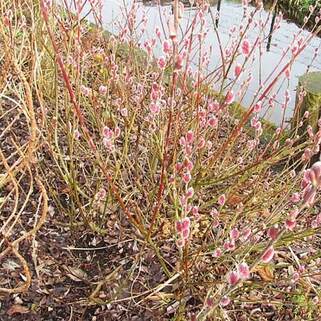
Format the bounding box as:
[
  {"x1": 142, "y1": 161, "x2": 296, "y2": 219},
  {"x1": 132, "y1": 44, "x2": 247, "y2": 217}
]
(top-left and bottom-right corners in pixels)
[
  {"x1": 227, "y1": 194, "x2": 243, "y2": 206},
  {"x1": 7, "y1": 305, "x2": 29, "y2": 316},
  {"x1": 253, "y1": 265, "x2": 274, "y2": 281},
  {"x1": 64, "y1": 265, "x2": 88, "y2": 282}
]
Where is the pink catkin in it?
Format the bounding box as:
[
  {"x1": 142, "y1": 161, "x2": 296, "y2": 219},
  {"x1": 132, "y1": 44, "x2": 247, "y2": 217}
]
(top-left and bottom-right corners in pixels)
[
  {"x1": 218, "y1": 194, "x2": 226, "y2": 206},
  {"x1": 186, "y1": 130, "x2": 194, "y2": 143},
  {"x1": 227, "y1": 271, "x2": 240, "y2": 285},
  {"x1": 238, "y1": 262, "x2": 250, "y2": 280},
  {"x1": 267, "y1": 226, "x2": 279, "y2": 240},
  {"x1": 182, "y1": 172, "x2": 192, "y2": 184},
  {"x1": 220, "y1": 296, "x2": 231, "y2": 307},
  {"x1": 285, "y1": 219, "x2": 296, "y2": 231},
  {"x1": 262, "y1": 246, "x2": 275, "y2": 263},
  {"x1": 234, "y1": 63, "x2": 242, "y2": 77},
  {"x1": 186, "y1": 187, "x2": 194, "y2": 199},
  {"x1": 213, "y1": 248, "x2": 222, "y2": 257},
  {"x1": 208, "y1": 116, "x2": 218, "y2": 128},
  {"x1": 99, "y1": 85, "x2": 107, "y2": 95},
  {"x1": 230, "y1": 228, "x2": 240, "y2": 240},
  {"x1": 162, "y1": 40, "x2": 171, "y2": 54},
  {"x1": 158, "y1": 56, "x2": 166, "y2": 69},
  {"x1": 225, "y1": 90, "x2": 234, "y2": 105},
  {"x1": 241, "y1": 39, "x2": 251, "y2": 55}
]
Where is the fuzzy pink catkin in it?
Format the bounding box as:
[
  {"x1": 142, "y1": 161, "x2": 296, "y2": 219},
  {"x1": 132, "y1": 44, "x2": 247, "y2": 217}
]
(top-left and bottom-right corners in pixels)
[
  {"x1": 312, "y1": 213, "x2": 321, "y2": 228},
  {"x1": 224, "y1": 240, "x2": 235, "y2": 251},
  {"x1": 175, "y1": 162, "x2": 182, "y2": 171},
  {"x1": 205, "y1": 297, "x2": 214, "y2": 307},
  {"x1": 103, "y1": 138, "x2": 114, "y2": 151},
  {"x1": 185, "y1": 145, "x2": 192, "y2": 156},
  {"x1": 208, "y1": 116, "x2": 218, "y2": 128},
  {"x1": 311, "y1": 161, "x2": 321, "y2": 183},
  {"x1": 182, "y1": 172, "x2": 192, "y2": 184},
  {"x1": 267, "y1": 226, "x2": 279, "y2": 240},
  {"x1": 162, "y1": 40, "x2": 171, "y2": 54},
  {"x1": 302, "y1": 148, "x2": 313, "y2": 161},
  {"x1": 103, "y1": 126, "x2": 113, "y2": 139},
  {"x1": 186, "y1": 187, "x2": 194, "y2": 199},
  {"x1": 230, "y1": 228, "x2": 240, "y2": 240},
  {"x1": 120, "y1": 108, "x2": 128, "y2": 117},
  {"x1": 158, "y1": 56, "x2": 166, "y2": 69},
  {"x1": 96, "y1": 188, "x2": 106, "y2": 200},
  {"x1": 292, "y1": 272, "x2": 300, "y2": 282},
  {"x1": 234, "y1": 63, "x2": 242, "y2": 77},
  {"x1": 81, "y1": 85, "x2": 91, "y2": 97},
  {"x1": 238, "y1": 262, "x2": 250, "y2": 279},
  {"x1": 176, "y1": 217, "x2": 190, "y2": 235},
  {"x1": 179, "y1": 136, "x2": 186, "y2": 146},
  {"x1": 175, "y1": 54, "x2": 184, "y2": 70},
  {"x1": 185, "y1": 159, "x2": 194, "y2": 171},
  {"x1": 191, "y1": 206, "x2": 198, "y2": 215},
  {"x1": 149, "y1": 102, "x2": 160, "y2": 114},
  {"x1": 227, "y1": 271, "x2": 240, "y2": 285},
  {"x1": 186, "y1": 130, "x2": 194, "y2": 143},
  {"x1": 99, "y1": 85, "x2": 107, "y2": 95},
  {"x1": 213, "y1": 248, "x2": 222, "y2": 257},
  {"x1": 175, "y1": 221, "x2": 183, "y2": 233},
  {"x1": 241, "y1": 39, "x2": 251, "y2": 55},
  {"x1": 285, "y1": 68, "x2": 290, "y2": 79},
  {"x1": 155, "y1": 26, "x2": 161, "y2": 38},
  {"x1": 225, "y1": 90, "x2": 234, "y2": 105},
  {"x1": 182, "y1": 217, "x2": 190, "y2": 230},
  {"x1": 182, "y1": 228, "x2": 190, "y2": 239},
  {"x1": 220, "y1": 296, "x2": 231, "y2": 307},
  {"x1": 218, "y1": 194, "x2": 226, "y2": 206},
  {"x1": 192, "y1": 206, "x2": 199, "y2": 219},
  {"x1": 254, "y1": 101, "x2": 262, "y2": 112},
  {"x1": 114, "y1": 126, "x2": 120, "y2": 138},
  {"x1": 210, "y1": 208, "x2": 219, "y2": 217},
  {"x1": 3, "y1": 14, "x2": 11, "y2": 27},
  {"x1": 242, "y1": 227, "x2": 251, "y2": 240},
  {"x1": 262, "y1": 246, "x2": 275, "y2": 263},
  {"x1": 285, "y1": 219, "x2": 296, "y2": 231},
  {"x1": 302, "y1": 186, "x2": 317, "y2": 207},
  {"x1": 198, "y1": 137, "x2": 206, "y2": 149}
]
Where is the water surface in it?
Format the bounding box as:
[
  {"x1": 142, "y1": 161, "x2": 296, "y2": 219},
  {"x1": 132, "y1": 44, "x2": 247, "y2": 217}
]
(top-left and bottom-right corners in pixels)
[{"x1": 94, "y1": 0, "x2": 321, "y2": 125}]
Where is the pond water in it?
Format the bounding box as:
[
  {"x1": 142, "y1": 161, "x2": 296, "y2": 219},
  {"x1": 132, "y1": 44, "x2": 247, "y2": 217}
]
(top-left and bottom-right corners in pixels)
[{"x1": 89, "y1": 0, "x2": 321, "y2": 125}]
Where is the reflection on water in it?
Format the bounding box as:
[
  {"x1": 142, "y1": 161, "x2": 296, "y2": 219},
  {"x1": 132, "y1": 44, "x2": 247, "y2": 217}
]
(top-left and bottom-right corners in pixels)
[
  {"x1": 100, "y1": 0, "x2": 321, "y2": 125},
  {"x1": 141, "y1": 0, "x2": 220, "y2": 6}
]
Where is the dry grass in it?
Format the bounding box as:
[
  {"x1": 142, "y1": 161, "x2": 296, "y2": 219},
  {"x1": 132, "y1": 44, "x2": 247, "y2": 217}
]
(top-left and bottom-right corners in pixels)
[{"x1": 1, "y1": 0, "x2": 321, "y2": 320}]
